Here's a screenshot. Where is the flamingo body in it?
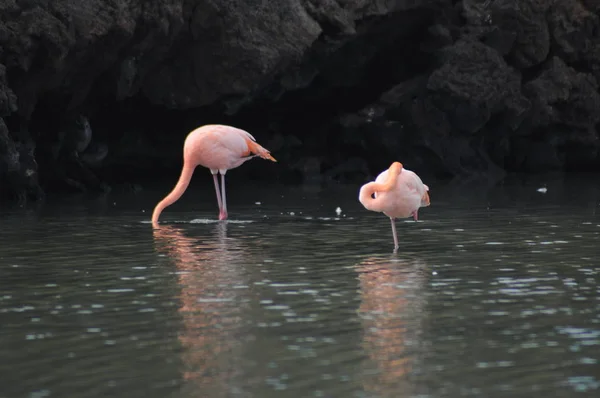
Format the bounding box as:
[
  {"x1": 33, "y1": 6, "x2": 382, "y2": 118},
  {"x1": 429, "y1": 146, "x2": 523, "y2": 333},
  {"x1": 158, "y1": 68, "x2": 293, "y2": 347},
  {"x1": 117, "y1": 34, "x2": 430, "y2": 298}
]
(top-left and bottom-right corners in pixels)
[
  {"x1": 359, "y1": 162, "x2": 430, "y2": 251},
  {"x1": 152, "y1": 124, "x2": 276, "y2": 227},
  {"x1": 185, "y1": 125, "x2": 267, "y2": 173}
]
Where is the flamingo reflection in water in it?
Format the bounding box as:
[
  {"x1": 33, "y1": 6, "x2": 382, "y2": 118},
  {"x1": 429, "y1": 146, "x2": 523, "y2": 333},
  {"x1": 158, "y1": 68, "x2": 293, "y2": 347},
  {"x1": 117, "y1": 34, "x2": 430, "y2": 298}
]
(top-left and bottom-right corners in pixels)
[
  {"x1": 356, "y1": 256, "x2": 428, "y2": 397},
  {"x1": 152, "y1": 223, "x2": 257, "y2": 396}
]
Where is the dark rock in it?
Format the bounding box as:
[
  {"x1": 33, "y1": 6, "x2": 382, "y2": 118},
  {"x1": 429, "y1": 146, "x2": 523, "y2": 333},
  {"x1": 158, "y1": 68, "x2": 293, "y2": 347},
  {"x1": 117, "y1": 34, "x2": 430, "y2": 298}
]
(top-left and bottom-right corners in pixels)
[
  {"x1": 490, "y1": 0, "x2": 551, "y2": 68},
  {"x1": 480, "y1": 26, "x2": 516, "y2": 56},
  {"x1": 294, "y1": 156, "x2": 322, "y2": 184},
  {"x1": 0, "y1": 119, "x2": 43, "y2": 202},
  {"x1": 548, "y1": 0, "x2": 599, "y2": 66},
  {"x1": 563, "y1": 136, "x2": 600, "y2": 171},
  {"x1": 524, "y1": 57, "x2": 600, "y2": 130},
  {"x1": 523, "y1": 140, "x2": 563, "y2": 172},
  {"x1": 81, "y1": 142, "x2": 109, "y2": 168},
  {"x1": 426, "y1": 39, "x2": 524, "y2": 134},
  {"x1": 1, "y1": 0, "x2": 600, "y2": 200},
  {"x1": 0, "y1": 65, "x2": 18, "y2": 116},
  {"x1": 325, "y1": 157, "x2": 371, "y2": 182}
]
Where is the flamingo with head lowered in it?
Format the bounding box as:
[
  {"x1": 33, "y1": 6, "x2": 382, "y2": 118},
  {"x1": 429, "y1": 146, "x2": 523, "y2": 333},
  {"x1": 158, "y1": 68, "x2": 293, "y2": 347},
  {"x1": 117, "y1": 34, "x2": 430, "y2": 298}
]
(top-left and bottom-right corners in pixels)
[
  {"x1": 359, "y1": 162, "x2": 430, "y2": 252},
  {"x1": 152, "y1": 124, "x2": 276, "y2": 227}
]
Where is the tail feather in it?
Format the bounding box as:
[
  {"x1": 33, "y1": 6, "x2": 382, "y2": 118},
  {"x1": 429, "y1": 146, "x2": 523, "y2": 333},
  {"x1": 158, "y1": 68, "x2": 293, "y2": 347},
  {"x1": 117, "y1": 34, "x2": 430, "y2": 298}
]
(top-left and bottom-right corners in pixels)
[{"x1": 244, "y1": 137, "x2": 277, "y2": 162}]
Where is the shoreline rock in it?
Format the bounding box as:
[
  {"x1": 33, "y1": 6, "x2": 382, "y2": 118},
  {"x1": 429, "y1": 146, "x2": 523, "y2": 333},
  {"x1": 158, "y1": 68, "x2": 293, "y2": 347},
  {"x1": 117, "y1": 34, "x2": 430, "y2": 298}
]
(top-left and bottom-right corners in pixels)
[{"x1": 1, "y1": 0, "x2": 599, "y2": 201}]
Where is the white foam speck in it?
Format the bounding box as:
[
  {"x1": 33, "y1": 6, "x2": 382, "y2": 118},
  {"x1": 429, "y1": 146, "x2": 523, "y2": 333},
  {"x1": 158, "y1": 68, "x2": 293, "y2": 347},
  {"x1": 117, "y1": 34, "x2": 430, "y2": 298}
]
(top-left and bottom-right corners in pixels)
[
  {"x1": 197, "y1": 297, "x2": 233, "y2": 303},
  {"x1": 265, "y1": 305, "x2": 290, "y2": 310},
  {"x1": 537, "y1": 187, "x2": 548, "y2": 193},
  {"x1": 270, "y1": 283, "x2": 311, "y2": 287}
]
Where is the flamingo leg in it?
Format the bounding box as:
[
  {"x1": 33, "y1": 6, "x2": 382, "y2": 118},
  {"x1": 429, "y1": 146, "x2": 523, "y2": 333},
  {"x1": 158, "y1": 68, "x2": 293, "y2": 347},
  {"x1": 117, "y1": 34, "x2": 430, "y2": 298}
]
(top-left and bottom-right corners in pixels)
[
  {"x1": 212, "y1": 174, "x2": 225, "y2": 218},
  {"x1": 412, "y1": 210, "x2": 419, "y2": 221},
  {"x1": 219, "y1": 173, "x2": 228, "y2": 220},
  {"x1": 390, "y1": 217, "x2": 399, "y2": 253}
]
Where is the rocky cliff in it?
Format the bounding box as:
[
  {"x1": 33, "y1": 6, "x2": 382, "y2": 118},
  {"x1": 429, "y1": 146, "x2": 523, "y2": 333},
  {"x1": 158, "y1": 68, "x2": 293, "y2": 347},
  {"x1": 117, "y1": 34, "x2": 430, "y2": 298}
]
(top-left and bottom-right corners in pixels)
[{"x1": 1, "y1": 0, "x2": 599, "y2": 201}]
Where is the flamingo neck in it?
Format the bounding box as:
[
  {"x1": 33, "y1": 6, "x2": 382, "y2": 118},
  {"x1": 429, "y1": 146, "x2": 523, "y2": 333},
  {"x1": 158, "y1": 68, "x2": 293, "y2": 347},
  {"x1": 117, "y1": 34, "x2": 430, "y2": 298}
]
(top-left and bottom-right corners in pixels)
[
  {"x1": 359, "y1": 183, "x2": 383, "y2": 212},
  {"x1": 152, "y1": 163, "x2": 196, "y2": 227},
  {"x1": 358, "y1": 167, "x2": 401, "y2": 212}
]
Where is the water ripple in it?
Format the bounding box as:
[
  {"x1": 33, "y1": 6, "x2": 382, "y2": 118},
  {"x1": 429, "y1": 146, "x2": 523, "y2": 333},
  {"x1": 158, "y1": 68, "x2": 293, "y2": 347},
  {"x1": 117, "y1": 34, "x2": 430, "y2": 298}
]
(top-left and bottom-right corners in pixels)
[{"x1": 1, "y1": 179, "x2": 600, "y2": 397}]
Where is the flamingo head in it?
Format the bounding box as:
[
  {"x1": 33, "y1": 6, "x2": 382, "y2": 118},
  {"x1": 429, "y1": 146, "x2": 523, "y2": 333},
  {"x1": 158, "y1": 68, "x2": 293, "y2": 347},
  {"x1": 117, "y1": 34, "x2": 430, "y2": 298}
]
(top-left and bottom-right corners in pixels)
[{"x1": 388, "y1": 162, "x2": 403, "y2": 177}]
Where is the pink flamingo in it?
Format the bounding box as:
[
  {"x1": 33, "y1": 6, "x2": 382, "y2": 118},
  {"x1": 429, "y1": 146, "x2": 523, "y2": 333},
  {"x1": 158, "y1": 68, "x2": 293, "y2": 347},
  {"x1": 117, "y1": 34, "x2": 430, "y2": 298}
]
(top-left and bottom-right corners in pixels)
[
  {"x1": 152, "y1": 124, "x2": 276, "y2": 227},
  {"x1": 359, "y1": 162, "x2": 430, "y2": 252}
]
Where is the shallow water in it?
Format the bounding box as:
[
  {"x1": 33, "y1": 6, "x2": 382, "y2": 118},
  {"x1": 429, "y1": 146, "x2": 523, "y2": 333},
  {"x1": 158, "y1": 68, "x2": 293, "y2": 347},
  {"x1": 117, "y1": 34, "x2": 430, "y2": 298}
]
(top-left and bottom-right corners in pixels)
[{"x1": 1, "y1": 173, "x2": 599, "y2": 397}]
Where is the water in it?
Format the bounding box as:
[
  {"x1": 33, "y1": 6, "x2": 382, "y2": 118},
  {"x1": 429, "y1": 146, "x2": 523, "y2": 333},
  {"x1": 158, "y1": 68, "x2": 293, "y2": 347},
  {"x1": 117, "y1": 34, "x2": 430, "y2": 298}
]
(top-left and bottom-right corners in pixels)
[{"x1": 1, "y1": 173, "x2": 599, "y2": 397}]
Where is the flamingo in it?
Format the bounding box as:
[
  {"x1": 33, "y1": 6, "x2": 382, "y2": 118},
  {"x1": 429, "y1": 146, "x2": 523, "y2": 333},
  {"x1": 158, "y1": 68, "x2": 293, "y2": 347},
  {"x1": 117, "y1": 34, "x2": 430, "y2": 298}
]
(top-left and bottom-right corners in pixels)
[
  {"x1": 151, "y1": 124, "x2": 276, "y2": 227},
  {"x1": 359, "y1": 162, "x2": 430, "y2": 252}
]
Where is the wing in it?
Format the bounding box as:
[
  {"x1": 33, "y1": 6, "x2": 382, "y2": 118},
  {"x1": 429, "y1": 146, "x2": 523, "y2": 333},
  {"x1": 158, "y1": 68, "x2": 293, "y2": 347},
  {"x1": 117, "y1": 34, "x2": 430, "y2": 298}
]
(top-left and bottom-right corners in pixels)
[
  {"x1": 226, "y1": 125, "x2": 256, "y2": 142},
  {"x1": 400, "y1": 169, "x2": 426, "y2": 195}
]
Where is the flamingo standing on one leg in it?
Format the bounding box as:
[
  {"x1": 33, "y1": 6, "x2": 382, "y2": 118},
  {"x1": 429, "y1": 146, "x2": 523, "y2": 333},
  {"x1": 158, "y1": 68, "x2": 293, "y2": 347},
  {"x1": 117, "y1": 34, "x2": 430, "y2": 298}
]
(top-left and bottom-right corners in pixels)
[
  {"x1": 151, "y1": 124, "x2": 276, "y2": 227},
  {"x1": 359, "y1": 162, "x2": 430, "y2": 252}
]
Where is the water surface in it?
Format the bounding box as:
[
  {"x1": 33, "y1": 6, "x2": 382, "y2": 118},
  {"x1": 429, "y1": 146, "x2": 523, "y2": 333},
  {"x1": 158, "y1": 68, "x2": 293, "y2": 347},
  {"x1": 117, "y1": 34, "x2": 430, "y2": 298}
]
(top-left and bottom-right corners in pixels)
[{"x1": 1, "y1": 174, "x2": 599, "y2": 397}]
